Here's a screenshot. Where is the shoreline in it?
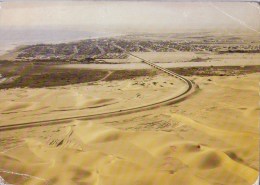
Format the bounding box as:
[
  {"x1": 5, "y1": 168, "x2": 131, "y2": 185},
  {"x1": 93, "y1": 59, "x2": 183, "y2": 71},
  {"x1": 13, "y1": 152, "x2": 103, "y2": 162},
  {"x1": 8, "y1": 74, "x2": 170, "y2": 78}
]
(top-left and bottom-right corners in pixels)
[{"x1": 0, "y1": 33, "x2": 123, "y2": 59}]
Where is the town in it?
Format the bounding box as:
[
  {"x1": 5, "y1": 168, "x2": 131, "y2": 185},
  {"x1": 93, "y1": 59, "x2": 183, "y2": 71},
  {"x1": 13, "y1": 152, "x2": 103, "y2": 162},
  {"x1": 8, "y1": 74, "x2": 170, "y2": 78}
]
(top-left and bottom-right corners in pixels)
[{"x1": 16, "y1": 34, "x2": 260, "y2": 62}]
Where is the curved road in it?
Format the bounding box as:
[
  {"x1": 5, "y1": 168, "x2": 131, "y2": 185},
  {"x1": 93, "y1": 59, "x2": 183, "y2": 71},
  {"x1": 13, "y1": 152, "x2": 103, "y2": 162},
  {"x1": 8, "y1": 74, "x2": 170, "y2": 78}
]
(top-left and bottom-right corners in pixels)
[{"x1": 0, "y1": 51, "x2": 196, "y2": 131}]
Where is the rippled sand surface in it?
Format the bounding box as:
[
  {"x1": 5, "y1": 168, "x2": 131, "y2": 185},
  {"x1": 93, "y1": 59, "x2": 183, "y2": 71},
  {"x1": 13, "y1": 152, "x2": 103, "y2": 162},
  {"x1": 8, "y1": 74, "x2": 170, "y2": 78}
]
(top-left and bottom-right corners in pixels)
[{"x1": 0, "y1": 73, "x2": 258, "y2": 185}]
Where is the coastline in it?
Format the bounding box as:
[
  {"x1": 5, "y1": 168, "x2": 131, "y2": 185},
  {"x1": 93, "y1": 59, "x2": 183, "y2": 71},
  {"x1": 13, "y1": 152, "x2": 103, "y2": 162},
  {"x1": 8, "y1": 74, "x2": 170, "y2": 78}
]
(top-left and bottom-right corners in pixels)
[{"x1": 0, "y1": 31, "x2": 122, "y2": 60}]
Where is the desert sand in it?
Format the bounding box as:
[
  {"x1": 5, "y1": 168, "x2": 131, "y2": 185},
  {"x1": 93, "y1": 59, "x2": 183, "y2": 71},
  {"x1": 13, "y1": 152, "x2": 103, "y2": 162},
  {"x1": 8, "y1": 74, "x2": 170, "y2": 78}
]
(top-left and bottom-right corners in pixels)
[
  {"x1": 0, "y1": 72, "x2": 187, "y2": 125},
  {"x1": 0, "y1": 1, "x2": 259, "y2": 184},
  {"x1": 0, "y1": 72, "x2": 258, "y2": 185}
]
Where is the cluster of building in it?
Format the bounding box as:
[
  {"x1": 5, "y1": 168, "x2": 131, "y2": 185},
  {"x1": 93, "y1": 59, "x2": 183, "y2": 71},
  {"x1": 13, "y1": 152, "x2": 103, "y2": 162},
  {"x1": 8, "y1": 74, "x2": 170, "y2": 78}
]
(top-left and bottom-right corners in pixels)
[{"x1": 16, "y1": 37, "x2": 260, "y2": 62}]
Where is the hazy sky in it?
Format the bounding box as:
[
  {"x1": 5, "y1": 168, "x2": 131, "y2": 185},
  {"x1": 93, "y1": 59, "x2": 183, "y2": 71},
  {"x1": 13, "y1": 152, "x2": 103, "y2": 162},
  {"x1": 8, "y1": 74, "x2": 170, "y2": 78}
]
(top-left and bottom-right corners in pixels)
[{"x1": 0, "y1": 1, "x2": 259, "y2": 33}]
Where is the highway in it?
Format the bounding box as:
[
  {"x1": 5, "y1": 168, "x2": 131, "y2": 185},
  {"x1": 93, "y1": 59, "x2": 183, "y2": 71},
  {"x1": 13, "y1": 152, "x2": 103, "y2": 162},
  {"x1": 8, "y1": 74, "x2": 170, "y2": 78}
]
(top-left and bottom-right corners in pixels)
[
  {"x1": 0, "y1": 49, "x2": 196, "y2": 131},
  {"x1": 113, "y1": 43, "x2": 194, "y2": 96}
]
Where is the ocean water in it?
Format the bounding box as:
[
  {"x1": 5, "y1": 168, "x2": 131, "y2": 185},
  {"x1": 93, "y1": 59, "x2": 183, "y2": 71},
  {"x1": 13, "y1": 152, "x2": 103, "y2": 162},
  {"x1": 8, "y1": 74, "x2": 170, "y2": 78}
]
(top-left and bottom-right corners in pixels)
[
  {"x1": 0, "y1": 27, "x2": 119, "y2": 55},
  {"x1": 1, "y1": 1, "x2": 259, "y2": 56},
  {"x1": 0, "y1": 1, "x2": 259, "y2": 56}
]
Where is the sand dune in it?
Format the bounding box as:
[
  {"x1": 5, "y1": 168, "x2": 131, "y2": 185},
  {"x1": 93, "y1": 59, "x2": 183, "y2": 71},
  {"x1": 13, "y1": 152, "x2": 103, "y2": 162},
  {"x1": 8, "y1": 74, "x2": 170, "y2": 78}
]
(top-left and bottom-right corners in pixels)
[
  {"x1": 0, "y1": 74, "x2": 185, "y2": 125},
  {"x1": 0, "y1": 120, "x2": 258, "y2": 185},
  {"x1": 0, "y1": 73, "x2": 258, "y2": 185}
]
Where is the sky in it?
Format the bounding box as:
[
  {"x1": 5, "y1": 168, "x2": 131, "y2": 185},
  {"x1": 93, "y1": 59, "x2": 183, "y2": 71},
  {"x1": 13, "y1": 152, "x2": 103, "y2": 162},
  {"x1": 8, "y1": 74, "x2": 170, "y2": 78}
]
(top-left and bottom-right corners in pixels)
[{"x1": 0, "y1": 1, "x2": 259, "y2": 33}]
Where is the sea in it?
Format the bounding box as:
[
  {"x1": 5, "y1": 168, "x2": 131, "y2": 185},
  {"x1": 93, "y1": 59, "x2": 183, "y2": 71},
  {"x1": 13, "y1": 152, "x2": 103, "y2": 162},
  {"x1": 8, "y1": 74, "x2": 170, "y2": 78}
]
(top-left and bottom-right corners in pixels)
[
  {"x1": 0, "y1": 1, "x2": 258, "y2": 56},
  {"x1": 0, "y1": 27, "x2": 120, "y2": 55}
]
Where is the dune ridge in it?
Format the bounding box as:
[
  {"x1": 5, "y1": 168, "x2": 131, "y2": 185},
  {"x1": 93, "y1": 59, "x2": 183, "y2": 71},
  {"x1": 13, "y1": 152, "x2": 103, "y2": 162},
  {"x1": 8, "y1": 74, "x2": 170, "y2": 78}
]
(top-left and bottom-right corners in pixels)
[
  {"x1": 0, "y1": 119, "x2": 258, "y2": 185},
  {"x1": 0, "y1": 73, "x2": 258, "y2": 185}
]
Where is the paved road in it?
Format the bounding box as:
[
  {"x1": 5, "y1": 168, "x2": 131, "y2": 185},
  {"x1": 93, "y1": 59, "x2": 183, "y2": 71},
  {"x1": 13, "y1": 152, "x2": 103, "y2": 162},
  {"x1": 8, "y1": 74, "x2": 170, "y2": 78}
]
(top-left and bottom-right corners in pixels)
[
  {"x1": 113, "y1": 43, "x2": 194, "y2": 94},
  {"x1": 0, "y1": 49, "x2": 196, "y2": 131}
]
